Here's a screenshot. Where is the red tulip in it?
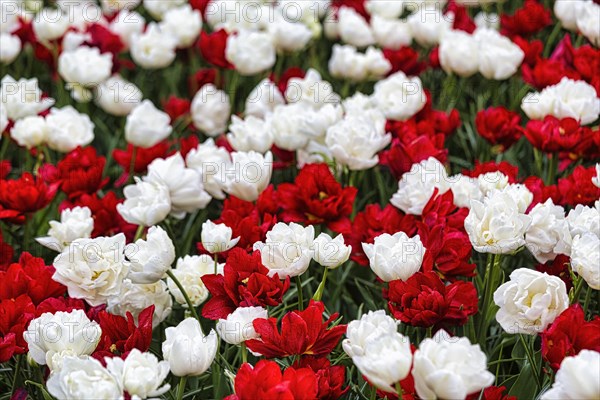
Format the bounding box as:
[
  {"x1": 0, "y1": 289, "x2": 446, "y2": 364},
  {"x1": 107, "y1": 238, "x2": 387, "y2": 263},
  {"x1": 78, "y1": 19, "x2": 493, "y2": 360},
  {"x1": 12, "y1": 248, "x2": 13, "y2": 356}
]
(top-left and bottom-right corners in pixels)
[
  {"x1": 246, "y1": 301, "x2": 346, "y2": 358},
  {"x1": 0, "y1": 172, "x2": 58, "y2": 224},
  {"x1": 476, "y1": 106, "x2": 524, "y2": 151},
  {"x1": 225, "y1": 360, "x2": 319, "y2": 400},
  {"x1": 388, "y1": 272, "x2": 478, "y2": 328},
  {"x1": 541, "y1": 304, "x2": 600, "y2": 370},
  {"x1": 277, "y1": 163, "x2": 357, "y2": 231}
]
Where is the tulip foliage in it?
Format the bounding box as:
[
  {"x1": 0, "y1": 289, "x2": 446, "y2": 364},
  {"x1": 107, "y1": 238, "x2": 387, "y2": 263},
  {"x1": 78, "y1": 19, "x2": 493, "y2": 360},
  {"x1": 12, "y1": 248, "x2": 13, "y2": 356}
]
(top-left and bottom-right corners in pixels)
[{"x1": 1, "y1": 1, "x2": 600, "y2": 399}]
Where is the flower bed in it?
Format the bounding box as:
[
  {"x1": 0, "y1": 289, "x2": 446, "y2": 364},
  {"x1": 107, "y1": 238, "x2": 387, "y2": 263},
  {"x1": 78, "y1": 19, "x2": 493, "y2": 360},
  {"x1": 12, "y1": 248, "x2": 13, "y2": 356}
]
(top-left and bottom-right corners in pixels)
[{"x1": 1, "y1": 0, "x2": 599, "y2": 399}]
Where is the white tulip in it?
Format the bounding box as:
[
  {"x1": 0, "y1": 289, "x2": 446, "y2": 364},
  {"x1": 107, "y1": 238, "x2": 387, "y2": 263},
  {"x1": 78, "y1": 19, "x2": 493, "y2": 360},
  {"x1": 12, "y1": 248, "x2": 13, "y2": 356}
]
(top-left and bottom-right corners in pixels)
[
  {"x1": 365, "y1": 0, "x2": 405, "y2": 19},
  {"x1": 554, "y1": 0, "x2": 580, "y2": 31},
  {"x1": 593, "y1": 164, "x2": 600, "y2": 188},
  {"x1": 439, "y1": 30, "x2": 479, "y2": 77},
  {"x1": 36, "y1": 206, "x2": 94, "y2": 252},
  {"x1": 413, "y1": 330, "x2": 494, "y2": 399},
  {"x1": 58, "y1": 46, "x2": 113, "y2": 101},
  {"x1": 325, "y1": 112, "x2": 391, "y2": 170},
  {"x1": 107, "y1": 279, "x2": 172, "y2": 328},
  {"x1": 268, "y1": 103, "x2": 312, "y2": 151},
  {"x1": 353, "y1": 332, "x2": 412, "y2": 393},
  {"x1": 328, "y1": 44, "x2": 391, "y2": 82},
  {"x1": 343, "y1": 310, "x2": 411, "y2": 393},
  {"x1": 145, "y1": 153, "x2": 212, "y2": 219},
  {"x1": 284, "y1": 68, "x2": 340, "y2": 109},
  {"x1": 95, "y1": 75, "x2": 142, "y2": 117},
  {"x1": 571, "y1": 232, "x2": 600, "y2": 290},
  {"x1": 343, "y1": 310, "x2": 399, "y2": 358},
  {"x1": 226, "y1": 30, "x2": 276, "y2": 76},
  {"x1": 521, "y1": 78, "x2": 600, "y2": 126},
  {"x1": 52, "y1": 234, "x2": 130, "y2": 306},
  {"x1": 167, "y1": 255, "x2": 221, "y2": 307},
  {"x1": 160, "y1": 4, "x2": 202, "y2": 48},
  {"x1": 337, "y1": 6, "x2": 375, "y2": 47},
  {"x1": 499, "y1": 183, "x2": 533, "y2": 214},
  {"x1": 477, "y1": 171, "x2": 509, "y2": 196},
  {"x1": 24, "y1": 310, "x2": 101, "y2": 371},
  {"x1": 10, "y1": 115, "x2": 48, "y2": 149},
  {"x1": 390, "y1": 157, "x2": 450, "y2": 215},
  {"x1": 32, "y1": 8, "x2": 69, "y2": 42},
  {"x1": 0, "y1": 32, "x2": 21, "y2": 64},
  {"x1": 143, "y1": 0, "x2": 186, "y2": 20},
  {"x1": 46, "y1": 356, "x2": 122, "y2": 400},
  {"x1": 525, "y1": 199, "x2": 572, "y2": 263},
  {"x1": 494, "y1": 268, "x2": 569, "y2": 335},
  {"x1": 268, "y1": 15, "x2": 312, "y2": 52},
  {"x1": 0, "y1": 75, "x2": 55, "y2": 120},
  {"x1": 541, "y1": 350, "x2": 600, "y2": 400},
  {"x1": 105, "y1": 349, "x2": 170, "y2": 400},
  {"x1": 227, "y1": 115, "x2": 273, "y2": 153},
  {"x1": 128, "y1": 226, "x2": 175, "y2": 284},
  {"x1": 45, "y1": 106, "x2": 95, "y2": 153},
  {"x1": 223, "y1": 151, "x2": 273, "y2": 202},
  {"x1": 191, "y1": 84, "x2": 231, "y2": 137},
  {"x1": 201, "y1": 220, "x2": 240, "y2": 254},
  {"x1": 130, "y1": 23, "x2": 177, "y2": 69},
  {"x1": 185, "y1": 138, "x2": 231, "y2": 200},
  {"x1": 372, "y1": 71, "x2": 427, "y2": 121},
  {"x1": 118, "y1": 178, "x2": 172, "y2": 226},
  {"x1": 162, "y1": 318, "x2": 218, "y2": 377},
  {"x1": 313, "y1": 233, "x2": 351, "y2": 269},
  {"x1": 566, "y1": 201, "x2": 600, "y2": 239},
  {"x1": 464, "y1": 190, "x2": 532, "y2": 254},
  {"x1": 363, "y1": 232, "x2": 425, "y2": 282},
  {"x1": 475, "y1": 28, "x2": 524, "y2": 80},
  {"x1": 449, "y1": 174, "x2": 483, "y2": 209},
  {"x1": 109, "y1": 10, "x2": 145, "y2": 48},
  {"x1": 474, "y1": 12, "x2": 500, "y2": 30},
  {"x1": 254, "y1": 222, "x2": 315, "y2": 279},
  {"x1": 407, "y1": 5, "x2": 453, "y2": 46},
  {"x1": 100, "y1": 0, "x2": 141, "y2": 14},
  {"x1": 576, "y1": 1, "x2": 600, "y2": 47},
  {"x1": 125, "y1": 100, "x2": 172, "y2": 148},
  {"x1": 0, "y1": 103, "x2": 7, "y2": 133},
  {"x1": 216, "y1": 306, "x2": 268, "y2": 345},
  {"x1": 371, "y1": 15, "x2": 412, "y2": 50},
  {"x1": 245, "y1": 79, "x2": 285, "y2": 119}
]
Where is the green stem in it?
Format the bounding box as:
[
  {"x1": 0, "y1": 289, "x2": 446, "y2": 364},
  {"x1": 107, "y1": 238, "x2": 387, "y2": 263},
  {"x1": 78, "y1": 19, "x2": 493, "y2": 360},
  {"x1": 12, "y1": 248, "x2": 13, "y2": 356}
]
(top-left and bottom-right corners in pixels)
[
  {"x1": 214, "y1": 253, "x2": 219, "y2": 275},
  {"x1": 519, "y1": 334, "x2": 541, "y2": 390},
  {"x1": 133, "y1": 225, "x2": 145, "y2": 242},
  {"x1": 0, "y1": 134, "x2": 10, "y2": 162},
  {"x1": 296, "y1": 275, "x2": 304, "y2": 311},
  {"x1": 533, "y1": 148, "x2": 544, "y2": 179},
  {"x1": 166, "y1": 269, "x2": 201, "y2": 323},
  {"x1": 369, "y1": 384, "x2": 377, "y2": 400},
  {"x1": 228, "y1": 71, "x2": 240, "y2": 111},
  {"x1": 478, "y1": 254, "x2": 502, "y2": 345},
  {"x1": 546, "y1": 152, "x2": 558, "y2": 185},
  {"x1": 312, "y1": 268, "x2": 329, "y2": 302},
  {"x1": 395, "y1": 382, "x2": 403, "y2": 400},
  {"x1": 425, "y1": 326, "x2": 433, "y2": 339},
  {"x1": 11, "y1": 355, "x2": 22, "y2": 396},
  {"x1": 583, "y1": 285, "x2": 593, "y2": 316},
  {"x1": 241, "y1": 342, "x2": 248, "y2": 364},
  {"x1": 176, "y1": 376, "x2": 187, "y2": 400},
  {"x1": 23, "y1": 216, "x2": 32, "y2": 252},
  {"x1": 128, "y1": 146, "x2": 137, "y2": 184},
  {"x1": 570, "y1": 276, "x2": 585, "y2": 304}
]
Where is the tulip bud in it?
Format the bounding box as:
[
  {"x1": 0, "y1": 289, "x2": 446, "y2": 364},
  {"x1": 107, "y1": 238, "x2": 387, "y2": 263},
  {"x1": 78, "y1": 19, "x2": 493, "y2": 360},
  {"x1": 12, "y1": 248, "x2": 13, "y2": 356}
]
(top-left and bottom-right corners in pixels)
[
  {"x1": 162, "y1": 318, "x2": 218, "y2": 377},
  {"x1": 201, "y1": 220, "x2": 240, "y2": 254}
]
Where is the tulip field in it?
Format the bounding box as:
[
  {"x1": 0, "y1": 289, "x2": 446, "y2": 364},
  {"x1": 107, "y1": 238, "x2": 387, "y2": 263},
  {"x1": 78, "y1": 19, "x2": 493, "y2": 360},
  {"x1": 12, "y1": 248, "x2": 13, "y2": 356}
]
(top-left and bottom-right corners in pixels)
[{"x1": 0, "y1": 0, "x2": 599, "y2": 399}]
